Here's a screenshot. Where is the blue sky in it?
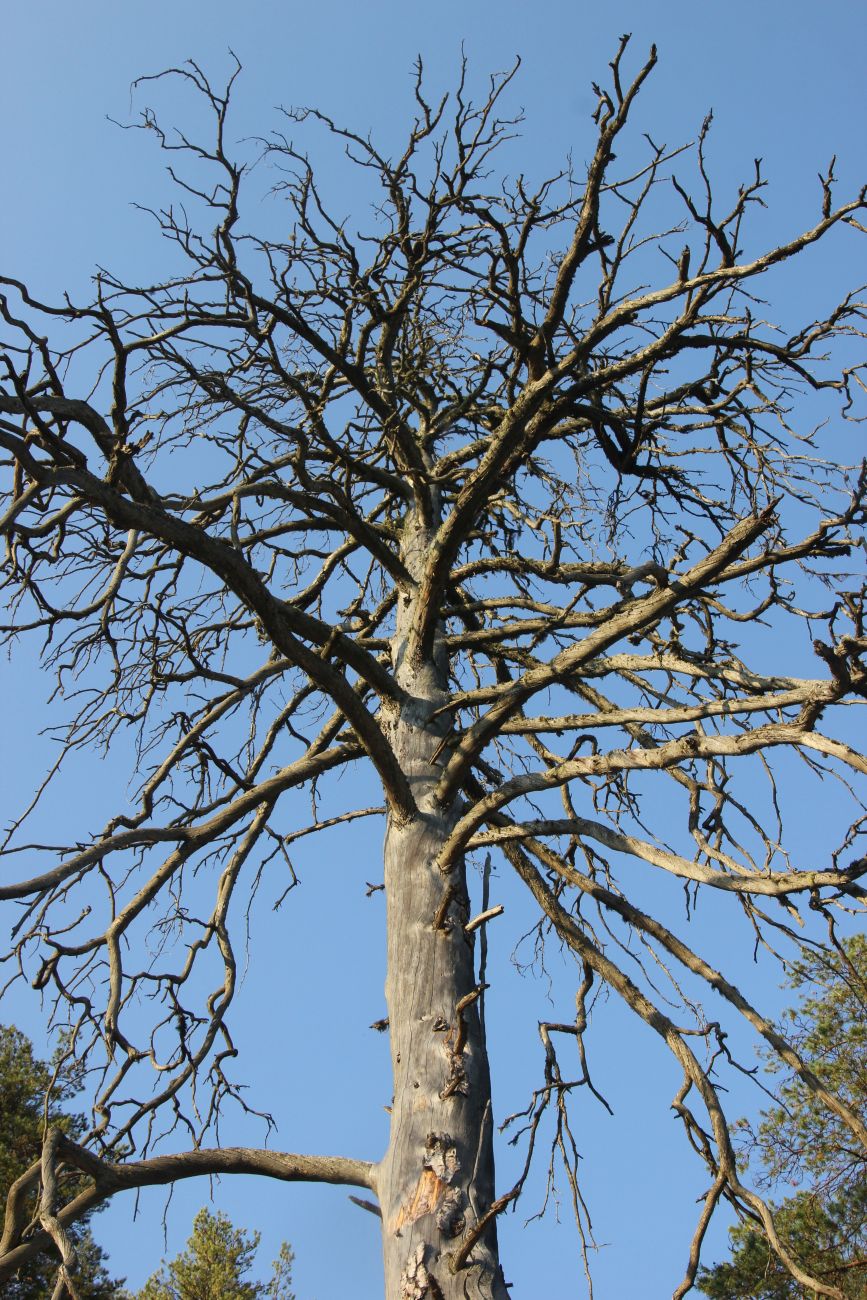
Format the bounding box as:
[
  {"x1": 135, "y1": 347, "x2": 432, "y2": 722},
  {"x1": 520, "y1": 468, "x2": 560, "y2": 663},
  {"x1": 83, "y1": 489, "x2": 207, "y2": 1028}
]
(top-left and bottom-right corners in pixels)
[{"x1": 1, "y1": 3, "x2": 865, "y2": 1296}]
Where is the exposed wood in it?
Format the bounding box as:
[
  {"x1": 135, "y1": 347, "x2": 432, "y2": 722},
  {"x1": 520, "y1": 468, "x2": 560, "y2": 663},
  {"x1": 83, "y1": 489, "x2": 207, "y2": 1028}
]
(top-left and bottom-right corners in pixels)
[{"x1": 0, "y1": 37, "x2": 865, "y2": 1299}]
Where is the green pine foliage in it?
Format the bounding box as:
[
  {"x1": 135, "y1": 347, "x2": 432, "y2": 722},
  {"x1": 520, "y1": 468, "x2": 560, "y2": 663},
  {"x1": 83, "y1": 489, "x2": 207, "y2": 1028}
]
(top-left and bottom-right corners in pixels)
[
  {"x1": 1, "y1": 1027, "x2": 298, "y2": 1298},
  {"x1": 0, "y1": 1024, "x2": 124, "y2": 1299},
  {"x1": 698, "y1": 936, "x2": 867, "y2": 1297},
  {"x1": 133, "y1": 1209, "x2": 295, "y2": 1300}
]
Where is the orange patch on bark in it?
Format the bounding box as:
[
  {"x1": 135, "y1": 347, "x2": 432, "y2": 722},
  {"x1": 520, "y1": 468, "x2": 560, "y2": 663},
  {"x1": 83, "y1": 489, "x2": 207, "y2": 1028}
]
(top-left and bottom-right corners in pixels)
[{"x1": 392, "y1": 1168, "x2": 448, "y2": 1234}]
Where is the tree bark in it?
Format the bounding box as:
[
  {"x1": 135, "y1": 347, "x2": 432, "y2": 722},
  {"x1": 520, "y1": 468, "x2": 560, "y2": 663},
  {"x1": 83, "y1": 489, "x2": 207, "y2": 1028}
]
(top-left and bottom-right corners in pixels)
[{"x1": 377, "y1": 507, "x2": 508, "y2": 1300}]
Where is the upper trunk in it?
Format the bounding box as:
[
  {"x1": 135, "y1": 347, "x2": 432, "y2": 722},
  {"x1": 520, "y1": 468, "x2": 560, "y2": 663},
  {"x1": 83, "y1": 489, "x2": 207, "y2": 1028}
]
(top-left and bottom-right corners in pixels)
[{"x1": 375, "y1": 507, "x2": 508, "y2": 1300}]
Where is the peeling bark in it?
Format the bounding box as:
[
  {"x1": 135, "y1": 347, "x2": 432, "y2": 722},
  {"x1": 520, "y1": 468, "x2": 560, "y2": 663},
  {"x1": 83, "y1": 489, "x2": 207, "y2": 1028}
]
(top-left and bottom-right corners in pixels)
[
  {"x1": 1, "y1": 45, "x2": 865, "y2": 1300},
  {"x1": 378, "y1": 508, "x2": 508, "y2": 1300}
]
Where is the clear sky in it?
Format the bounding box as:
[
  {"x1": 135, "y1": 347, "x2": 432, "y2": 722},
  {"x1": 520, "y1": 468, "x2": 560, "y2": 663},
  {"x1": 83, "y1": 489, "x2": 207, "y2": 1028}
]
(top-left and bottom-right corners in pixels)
[{"x1": 1, "y1": 3, "x2": 865, "y2": 1296}]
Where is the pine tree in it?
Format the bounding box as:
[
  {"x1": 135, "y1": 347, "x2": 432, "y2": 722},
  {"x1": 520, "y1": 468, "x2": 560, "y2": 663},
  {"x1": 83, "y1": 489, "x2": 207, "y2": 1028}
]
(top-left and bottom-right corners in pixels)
[
  {"x1": 134, "y1": 1209, "x2": 295, "y2": 1300},
  {"x1": 1, "y1": 38, "x2": 866, "y2": 1297},
  {"x1": 0, "y1": 1025, "x2": 124, "y2": 1299},
  {"x1": 698, "y1": 938, "x2": 867, "y2": 1297}
]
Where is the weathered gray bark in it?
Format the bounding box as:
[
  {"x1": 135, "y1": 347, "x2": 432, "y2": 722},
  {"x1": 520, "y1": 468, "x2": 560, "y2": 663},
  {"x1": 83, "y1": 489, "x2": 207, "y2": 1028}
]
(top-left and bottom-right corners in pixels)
[
  {"x1": 5, "y1": 44, "x2": 865, "y2": 1300},
  {"x1": 377, "y1": 508, "x2": 508, "y2": 1300}
]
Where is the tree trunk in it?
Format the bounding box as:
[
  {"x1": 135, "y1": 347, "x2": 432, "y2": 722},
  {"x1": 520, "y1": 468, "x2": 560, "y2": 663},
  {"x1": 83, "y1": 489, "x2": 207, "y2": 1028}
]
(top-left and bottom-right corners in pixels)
[{"x1": 377, "y1": 509, "x2": 508, "y2": 1300}]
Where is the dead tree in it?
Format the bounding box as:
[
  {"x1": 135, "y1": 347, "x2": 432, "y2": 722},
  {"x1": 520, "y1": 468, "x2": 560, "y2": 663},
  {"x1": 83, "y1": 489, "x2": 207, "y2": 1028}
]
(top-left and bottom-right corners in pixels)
[{"x1": 1, "y1": 38, "x2": 866, "y2": 1299}]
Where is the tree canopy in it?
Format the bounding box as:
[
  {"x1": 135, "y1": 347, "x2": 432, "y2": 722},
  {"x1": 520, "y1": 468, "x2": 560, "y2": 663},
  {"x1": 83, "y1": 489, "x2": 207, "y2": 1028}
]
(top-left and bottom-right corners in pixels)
[
  {"x1": 0, "y1": 1025, "x2": 123, "y2": 1299},
  {"x1": 0, "y1": 1024, "x2": 295, "y2": 1299},
  {"x1": 134, "y1": 1208, "x2": 294, "y2": 1300},
  {"x1": 0, "y1": 36, "x2": 865, "y2": 1299},
  {"x1": 698, "y1": 936, "x2": 867, "y2": 1297}
]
